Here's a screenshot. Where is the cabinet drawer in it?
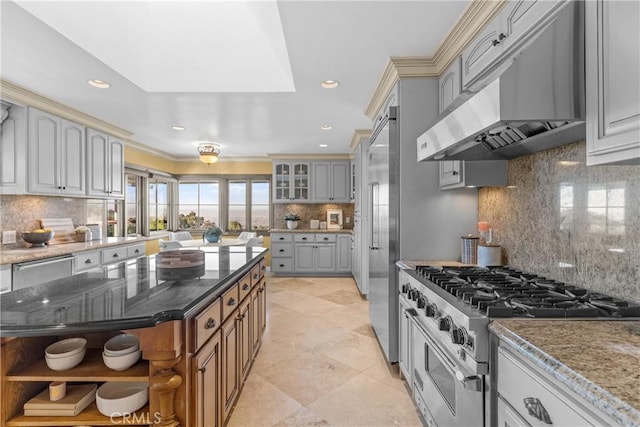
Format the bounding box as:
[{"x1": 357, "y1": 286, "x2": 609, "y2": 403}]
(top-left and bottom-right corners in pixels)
[
  {"x1": 102, "y1": 247, "x2": 128, "y2": 264},
  {"x1": 74, "y1": 251, "x2": 101, "y2": 272},
  {"x1": 271, "y1": 233, "x2": 293, "y2": 242},
  {"x1": 259, "y1": 258, "x2": 267, "y2": 279},
  {"x1": 272, "y1": 243, "x2": 292, "y2": 257},
  {"x1": 250, "y1": 264, "x2": 261, "y2": 288},
  {"x1": 221, "y1": 283, "x2": 239, "y2": 321},
  {"x1": 497, "y1": 347, "x2": 593, "y2": 426},
  {"x1": 314, "y1": 233, "x2": 336, "y2": 243},
  {"x1": 192, "y1": 298, "x2": 221, "y2": 351},
  {"x1": 238, "y1": 273, "x2": 251, "y2": 301},
  {"x1": 293, "y1": 233, "x2": 314, "y2": 243},
  {"x1": 272, "y1": 259, "x2": 292, "y2": 273},
  {"x1": 127, "y1": 243, "x2": 146, "y2": 258}
]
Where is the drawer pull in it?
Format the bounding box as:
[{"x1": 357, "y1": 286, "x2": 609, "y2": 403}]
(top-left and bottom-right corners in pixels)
[
  {"x1": 302, "y1": 237, "x2": 307, "y2": 240},
  {"x1": 323, "y1": 237, "x2": 328, "y2": 241},
  {"x1": 279, "y1": 237, "x2": 284, "y2": 240},
  {"x1": 227, "y1": 297, "x2": 236, "y2": 306},
  {"x1": 279, "y1": 264, "x2": 285, "y2": 267},
  {"x1": 523, "y1": 397, "x2": 552, "y2": 424},
  {"x1": 279, "y1": 249, "x2": 285, "y2": 252},
  {"x1": 205, "y1": 318, "x2": 217, "y2": 329},
  {"x1": 84, "y1": 259, "x2": 92, "y2": 264},
  {"x1": 112, "y1": 253, "x2": 119, "y2": 258},
  {"x1": 253, "y1": 273, "x2": 258, "y2": 280},
  {"x1": 134, "y1": 249, "x2": 140, "y2": 253},
  {"x1": 242, "y1": 283, "x2": 250, "y2": 290}
]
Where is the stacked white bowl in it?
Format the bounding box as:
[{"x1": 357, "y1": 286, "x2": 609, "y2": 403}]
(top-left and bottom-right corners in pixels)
[
  {"x1": 45, "y1": 338, "x2": 87, "y2": 371},
  {"x1": 96, "y1": 381, "x2": 149, "y2": 417},
  {"x1": 102, "y1": 334, "x2": 141, "y2": 371}
]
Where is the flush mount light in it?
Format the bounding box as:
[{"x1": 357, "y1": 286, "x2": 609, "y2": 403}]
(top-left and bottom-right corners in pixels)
[
  {"x1": 88, "y1": 79, "x2": 110, "y2": 89},
  {"x1": 172, "y1": 126, "x2": 185, "y2": 131},
  {"x1": 198, "y1": 143, "x2": 221, "y2": 165},
  {"x1": 320, "y1": 125, "x2": 333, "y2": 130},
  {"x1": 321, "y1": 80, "x2": 339, "y2": 89},
  {"x1": 319, "y1": 144, "x2": 329, "y2": 148}
]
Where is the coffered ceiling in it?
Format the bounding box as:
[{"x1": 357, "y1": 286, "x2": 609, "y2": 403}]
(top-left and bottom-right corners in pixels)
[{"x1": 1, "y1": 1, "x2": 469, "y2": 160}]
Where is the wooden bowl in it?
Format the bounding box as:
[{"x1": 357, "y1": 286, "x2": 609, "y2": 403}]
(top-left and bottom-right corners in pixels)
[{"x1": 156, "y1": 249, "x2": 205, "y2": 281}]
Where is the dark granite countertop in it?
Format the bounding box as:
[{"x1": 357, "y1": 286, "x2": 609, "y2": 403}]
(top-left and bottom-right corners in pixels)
[
  {"x1": 0, "y1": 247, "x2": 267, "y2": 337},
  {"x1": 490, "y1": 320, "x2": 640, "y2": 426}
]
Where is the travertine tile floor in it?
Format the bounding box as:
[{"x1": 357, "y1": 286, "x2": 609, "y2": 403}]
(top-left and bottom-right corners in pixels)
[{"x1": 227, "y1": 275, "x2": 422, "y2": 427}]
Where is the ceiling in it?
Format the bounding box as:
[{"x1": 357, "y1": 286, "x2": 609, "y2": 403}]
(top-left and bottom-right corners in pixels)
[{"x1": 1, "y1": 1, "x2": 469, "y2": 160}]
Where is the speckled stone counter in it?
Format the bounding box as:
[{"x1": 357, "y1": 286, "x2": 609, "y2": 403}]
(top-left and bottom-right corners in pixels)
[
  {"x1": 270, "y1": 228, "x2": 352, "y2": 234},
  {"x1": 0, "y1": 236, "x2": 152, "y2": 265},
  {"x1": 490, "y1": 320, "x2": 640, "y2": 426}
]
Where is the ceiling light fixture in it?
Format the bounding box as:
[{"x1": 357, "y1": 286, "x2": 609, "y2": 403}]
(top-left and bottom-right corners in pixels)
[
  {"x1": 172, "y1": 126, "x2": 185, "y2": 131},
  {"x1": 319, "y1": 144, "x2": 329, "y2": 148},
  {"x1": 321, "y1": 80, "x2": 339, "y2": 89},
  {"x1": 198, "y1": 143, "x2": 220, "y2": 165},
  {"x1": 320, "y1": 125, "x2": 333, "y2": 130},
  {"x1": 88, "y1": 79, "x2": 110, "y2": 89}
]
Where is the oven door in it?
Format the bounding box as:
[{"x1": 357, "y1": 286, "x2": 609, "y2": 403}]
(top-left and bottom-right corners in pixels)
[{"x1": 411, "y1": 318, "x2": 485, "y2": 427}]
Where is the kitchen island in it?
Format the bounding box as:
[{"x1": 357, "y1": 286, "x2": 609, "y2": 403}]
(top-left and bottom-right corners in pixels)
[{"x1": 1, "y1": 246, "x2": 268, "y2": 426}]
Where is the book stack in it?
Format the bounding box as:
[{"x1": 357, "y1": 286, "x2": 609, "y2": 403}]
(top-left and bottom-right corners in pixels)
[{"x1": 24, "y1": 383, "x2": 97, "y2": 416}]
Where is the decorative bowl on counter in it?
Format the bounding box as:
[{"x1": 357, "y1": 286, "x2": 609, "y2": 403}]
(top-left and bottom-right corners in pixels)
[
  {"x1": 20, "y1": 229, "x2": 54, "y2": 247},
  {"x1": 96, "y1": 381, "x2": 149, "y2": 417},
  {"x1": 156, "y1": 249, "x2": 205, "y2": 281}
]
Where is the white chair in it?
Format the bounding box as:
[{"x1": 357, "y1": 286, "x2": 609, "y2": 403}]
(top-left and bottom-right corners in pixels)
[
  {"x1": 169, "y1": 231, "x2": 194, "y2": 241},
  {"x1": 237, "y1": 232, "x2": 257, "y2": 241},
  {"x1": 159, "y1": 240, "x2": 183, "y2": 251},
  {"x1": 245, "y1": 236, "x2": 263, "y2": 247}
]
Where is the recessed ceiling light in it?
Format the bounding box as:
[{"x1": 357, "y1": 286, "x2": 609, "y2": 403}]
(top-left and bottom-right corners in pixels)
[
  {"x1": 172, "y1": 126, "x2": 185, "y2": 131},
  {"x1": 319, "y1": 144, "x2": 329, "y2": 148},
  {"x1": 321, "y1": 80, "x2": 339, "y2": 89},
  {"x1": 88, "y1": 79, "x2": 110, "y2": 89},
  {"x1": 320, "y1": 125, "x2": 333, "y2": 130},
  {"x1": 558, "y1": 160, "x2": 580, "y2": 166}
]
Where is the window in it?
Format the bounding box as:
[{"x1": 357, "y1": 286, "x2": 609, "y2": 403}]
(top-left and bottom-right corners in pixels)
[
  {"x1": 125, "y1": 175, "x2": 140, "y2": 236},
  {"x1": 178, "y1": 181, "x2": 220, "y2": 229},
  {"x1": 228, "y1": 180, "x2": 247, "y2": 231},
  {"x1": 149, "y1": 179, "x2": 169, "y2": 232}
]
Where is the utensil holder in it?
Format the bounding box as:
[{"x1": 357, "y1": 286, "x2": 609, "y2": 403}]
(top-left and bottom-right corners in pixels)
[{"x1": 461, "y1": 236, "x2": 479, "y2": 264}]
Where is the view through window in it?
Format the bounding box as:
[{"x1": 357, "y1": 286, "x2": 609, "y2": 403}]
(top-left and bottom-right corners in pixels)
[
  {"x1": 149, "y1": 180, "x2": 169, "y2": 232},
  {"x1": 178, "y1": 181, "x2": 220, "y2": 229}
]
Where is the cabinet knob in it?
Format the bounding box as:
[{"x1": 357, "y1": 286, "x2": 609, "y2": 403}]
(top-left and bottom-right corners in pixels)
[
  {"x1": 227, "y1": 297, "x2": 236, "y2": 306},
  {"x1": 253, "y1": 273, "x2": 258, "y2": 280},
  {"x1": 85, "y1": 259, "x2": 92, "y2": 264},
  {"x1": 242, "y1": 283, "x2": 250, "y2": 290},
  {"x1": 452, "y1": 170, "x2": 458, "y2": 176},
  {"x1": 134, "y1": 249, "x2": 140, "y2": 253},
  {"x1": 205, "y1": 318, "x2": 216, "y2": 329},
  {"x1": 198, "y1": 367, "x2": 206, "y2": 373},
  {"x1": 261, "y1": 265, "x2": 266, "y2": 271},
  {"x1": 113, "y1": 253, "x2": 119, "y2": 258},
  {"x1": 498, "y1": 32, "x2": 507, "y2": 41}
]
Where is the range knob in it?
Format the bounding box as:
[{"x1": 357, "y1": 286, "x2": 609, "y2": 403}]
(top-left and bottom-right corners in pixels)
[
  {"x1": 410, "y1": 290, "x2": 421, "y2": 302},
  {"x1": 438, "y1": 315, "x2": 452, "y2": 332},
  {"x1": 425, "y1": 303, "x2": 438, "y2": 318},
  {"x1": 417, "y1": 296, "x2": 426, "y2": 309},
  {"x1": 401, "y1": 283, "x2": 411, "y2": 294},
  {"x1": 451, "y1": 327, "x2": 468, "y2": 346}
]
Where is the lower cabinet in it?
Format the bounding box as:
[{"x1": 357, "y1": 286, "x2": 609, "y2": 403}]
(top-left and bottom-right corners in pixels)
[
  {"x1": 272, "y1": 232, "x2": 353, "y2": 275},
  {"x1": 221, "y1": 313, "x2": 239, "y2": 421},
  {"x1": 192, "y1": 330, "x2": 222, "y2": 427},
  {"x1": 238, "y1": 297, "x2": 252, "y2": 382}
]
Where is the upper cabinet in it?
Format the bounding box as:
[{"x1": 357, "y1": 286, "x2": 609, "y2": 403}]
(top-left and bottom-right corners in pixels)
[
  {"x1": 28, "y1": 107, "x2": 86, "y2": 196},
  {"x1": 586, "y1": 0, "x2": 640, "y2": 165},
  {"x1": 312, "y1": 161, "x2": 350, "y2": 202},
  {"x1": 0, "y1": 103, "x2": 27, "y2": 193},
  {"x1": 273, "y1": 161, "x2": 310, "y2": 203},
  {"x1": 462, "y1": 0, "x2": 567, "y2": 89},
  {"x1": 439, "y1": 160, "x2": 507, "y2": 190},
  {"x1": 439, "y1": 57, "x2": 462, "y2": 115},
  {"x1": 87, "y1": 129, "x2": 125, "y2": 199}
]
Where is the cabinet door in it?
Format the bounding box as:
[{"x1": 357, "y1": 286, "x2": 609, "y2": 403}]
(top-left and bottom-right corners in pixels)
[
  {"x1": 439, "y1": 161, "x2": 463, "y2": 187},
  {"x1": 87, "y1": 129, "x2": 108, "y2": 196},
  {"x1": 258, "y1": 281, "x2": 267, "y2": 335},
  {"x1": 294, "y1": 244, "x2": 315, "y2": 273},
  {"x1": 192, "y1": 330, "x2": 222, "y2": 427},
  {"x1": 250, "y1": 286, "x2": 261, "y2": 357},
  {"x1": 238, "y1": 298, "x2": 252, "y2": 382},
  {"x1": 337, "y1": 235, "x2": 352, "y2": 272},
  {"x1": 586, "y1": 0, "x2": 640, "y2": 165},
  {"x1": 312, "y1": 162, "x2": 331, "y2": 201},
  {"x1": 501, "y1": 0, "x2": 562, "y2": 52},
  {"x1": 461, "y1": 17, "x2": 502, "y2": 89},
  {"x1": 292, "y1": 162, "x2": 310, "y2": 201},
  {"x1": 315, "y1": 244, "x2": 336, "y2": 273},
  {"x1": 60, "y1": 119, "x2": 85, "y2": 195},
  {"x1": 108, "y1": 138, "x2": 125, "y2": 198},
  {"x1": 273, "y1": 162, "x2": 292, "y2": 202},
  {"x1": 1, "y1": 104, "x2": 27, "y2": 193},
  {"x1": 439, "y1": 58, "x2": 462, "y2": 114},
  {"x1": 28, "y1": 108, "x2": 60, "y2": 194},
  {"x1": 330, "y1": 162, "x2": 350, "y2": 202},
  {"x1": 221, "y1": 315, "x2": 239, "y2": 422}
]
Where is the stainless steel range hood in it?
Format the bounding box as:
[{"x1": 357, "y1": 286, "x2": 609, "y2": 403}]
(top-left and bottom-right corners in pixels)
[{"x1": 418, "y1": 1, "x2": 585, "y2": 161}]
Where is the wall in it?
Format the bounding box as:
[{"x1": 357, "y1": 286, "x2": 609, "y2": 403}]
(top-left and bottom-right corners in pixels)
[
  {"x1": 0, "y1": 195, "x2": 87, "y2": 237},
  {"x1": 478, "y1": 140, "x2": 640, "y2": 302},
  {"x1": 273, "y1": 203, "x2": 355, "y2": 230}
]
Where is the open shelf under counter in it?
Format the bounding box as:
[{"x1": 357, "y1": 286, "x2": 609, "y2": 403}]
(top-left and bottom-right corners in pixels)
[
  {"x1": 5, "y1": 349, "x2": 149, "y2": 382},
  {"x1": 6, "y1": 402, "x2": 150, "y2": 426}
]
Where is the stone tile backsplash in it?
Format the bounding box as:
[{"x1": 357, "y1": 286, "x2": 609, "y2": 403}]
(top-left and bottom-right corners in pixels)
[
  {"x1": 0, "y1": 195, "x2": 88, "y2": 237},
  {"x1": 478, "y1": 140, "x2": 640, "y2": 303},
  {"x1": 274, "y1": 203, "x2": 355, "y2": 230}
]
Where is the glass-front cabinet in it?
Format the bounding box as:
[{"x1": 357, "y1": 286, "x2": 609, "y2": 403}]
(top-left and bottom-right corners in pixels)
[{"x1": 273, "y1": 161, "x2": 310, "y2": 202}]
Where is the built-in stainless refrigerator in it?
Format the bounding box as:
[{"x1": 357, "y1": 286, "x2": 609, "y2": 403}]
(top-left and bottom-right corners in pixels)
[{"x1": 367, "y1": 79, "x2": 478, "y2": 363}]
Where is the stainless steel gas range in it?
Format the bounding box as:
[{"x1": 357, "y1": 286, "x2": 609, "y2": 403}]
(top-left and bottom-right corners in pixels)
[{"x1": 398, "y1": 265, "x2": 640, "y2": 427}]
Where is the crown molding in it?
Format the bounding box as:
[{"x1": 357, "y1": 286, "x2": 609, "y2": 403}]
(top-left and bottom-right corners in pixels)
[
  {"x1": 267, "y1": 153, "x2": 352, "y2": 161},
  {"x1": 0, "y1": 79, "x2": 133, "y2": 140},
  {"x1": 364, "y1": 0, "x2": 508, "y2": 120},
  {"x1": 125, "y1": 138, "x2": 177, "y2": 160},
  {"x1": 350, "y1": 129, "x2": 372, "y2": 151}
]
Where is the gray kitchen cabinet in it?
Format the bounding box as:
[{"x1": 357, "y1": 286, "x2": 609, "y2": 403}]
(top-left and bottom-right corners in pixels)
[
  {"x1": 312, "y1": 161, "x2": 350, "y2": 202},
  {"x1": 586, "y1": 0, "x2": 640, "y2": 165},
  {"x1": 270, "y1": 233, "x2": 294, "y2": 274},
  {"x1": 439, "y1": 57, "x2": 462, "y2": 115},
  {"x1": 28, "y1": 107, "x2": 86, "y2": 196},
  {"x1": 462, "y1": 0, "x2": 567, "y2": 89},
  {"x1": 337, "y1": 234, "x2": 352, "y2": 272},
  {"x1": 86, "y1": 128, "x2": 125, "y2": 198},
  {"x1": 439, "y1": 159, "x2": 508, "y2": 190},
  {"x1": 315, "y1": 243, "x2": 336, "y2": 273},
  {"x1": 293, "y1": 233, "x2": 336, "y2": 273},
  {"x1": 293, "y1": 243, "x2": 315, "y2": 273},
  {"x1": 0, "y1": 103, "x2": 27, "y2": 194},
  {"x1": 273, "y1": 161, "x2": 310, "y2": 202}
]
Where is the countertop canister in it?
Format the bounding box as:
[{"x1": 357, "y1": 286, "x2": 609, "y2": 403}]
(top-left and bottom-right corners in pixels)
[
  {"x1": 461, "y1": 235, "x2": 479, "y2": 264},
  {"x1": 478, "y1": 244, "x2": 501, "y2": 267}
]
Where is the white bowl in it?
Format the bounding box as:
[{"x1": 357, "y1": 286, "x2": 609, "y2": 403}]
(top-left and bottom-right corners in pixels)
[
  {"x1": 103, "y1": 334, "x2": 139, "y2": 356},
  {"x1": 96, "y1": 381, "x2": 148, "y2": 417},
  {"x1": 45, "y1": 338, "x2": 87, "y2": 359},
  {"x1": 102, "y1": 350, "x2": 141, "y2": 371},
  {"x1": 45, "y1": 348, "x2": 86, "y2": 371}
]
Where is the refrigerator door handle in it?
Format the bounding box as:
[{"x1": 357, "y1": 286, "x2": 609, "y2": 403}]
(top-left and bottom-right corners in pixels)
[{"x1": 369, "y1": 182, "x2": 379, "y2": 250}]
